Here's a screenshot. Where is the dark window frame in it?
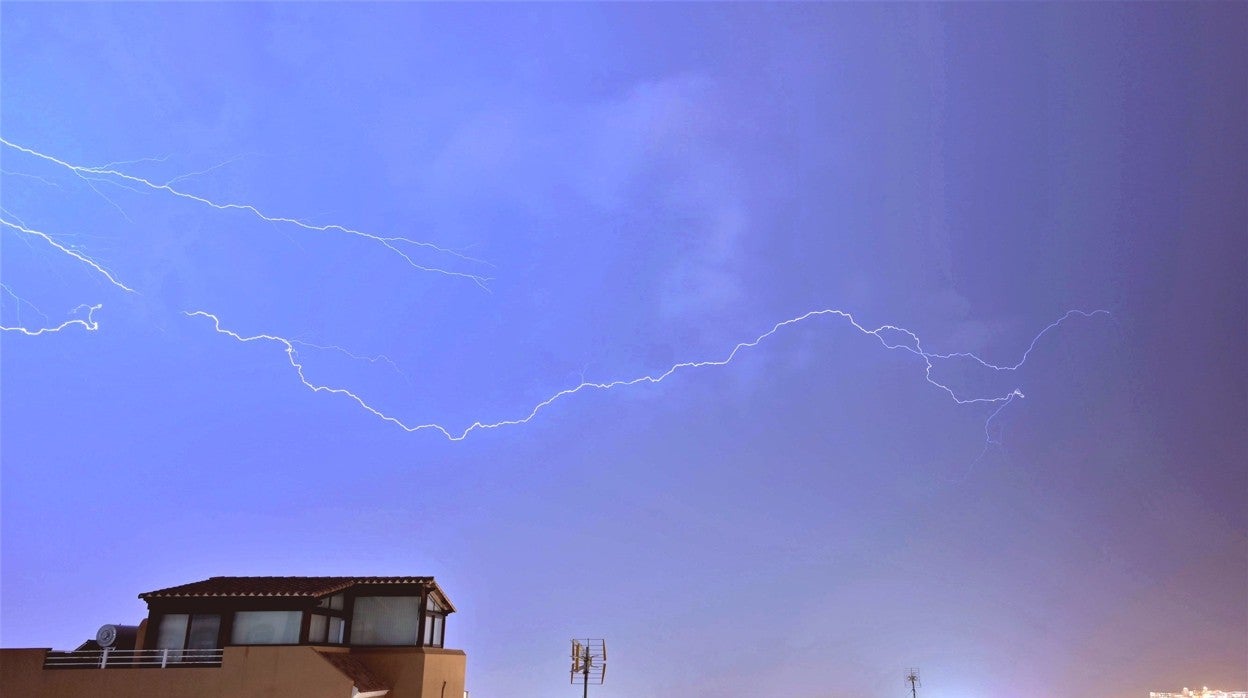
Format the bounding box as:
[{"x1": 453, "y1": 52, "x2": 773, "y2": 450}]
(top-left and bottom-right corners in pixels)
[{"x1": 144, "y1": 583, "x2": 448, "y2": 650}]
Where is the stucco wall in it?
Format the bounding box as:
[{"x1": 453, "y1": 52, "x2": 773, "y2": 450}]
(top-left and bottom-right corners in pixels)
[
  {"x1": 352, "y1": 647, "x2": 467, "y2": 698},
  {"x1": 0, "y1": 646, "x2": 358, "y2": 698}
]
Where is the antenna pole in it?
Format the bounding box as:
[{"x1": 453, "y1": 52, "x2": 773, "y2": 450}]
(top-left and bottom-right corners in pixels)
[
  {"x1": 905, "y1": 668, "x2": 920, "y2": 698},
  {"x1": 582, "y1": 646, "x2": 589, "y2": 698},
  {"x1": 569, "y1": 638, "x2": 606, "y2": 695}
]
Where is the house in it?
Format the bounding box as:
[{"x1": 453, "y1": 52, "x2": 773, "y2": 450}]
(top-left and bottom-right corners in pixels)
[{"x1": 0, "y1": 576, "x2": 467, "y2": 698}]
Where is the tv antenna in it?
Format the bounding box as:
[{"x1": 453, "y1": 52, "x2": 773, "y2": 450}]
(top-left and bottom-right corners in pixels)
[
  {"x1": 905, "y1": 668, "x2": 921, "y2": 698},
  {"x1": 570, "y1": 638, "x2": 606, "y2": 698}
]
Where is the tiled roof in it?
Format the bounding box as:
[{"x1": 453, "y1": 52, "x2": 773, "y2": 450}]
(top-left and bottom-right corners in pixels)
[
  {"x1": 319, "y1": 652, "x2": 389, "y2": 693},
  {"x1": 139, "y1": 576, "x2": 436, "y2": 600}
]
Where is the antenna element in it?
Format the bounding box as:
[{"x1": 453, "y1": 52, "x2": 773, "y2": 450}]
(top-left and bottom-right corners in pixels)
[
  {"x1": 905, "y1": 668, "x2": 921, "y2": 698},
  {"x1": 570, "y1": 638, "x2": 606, "y2": 698}
]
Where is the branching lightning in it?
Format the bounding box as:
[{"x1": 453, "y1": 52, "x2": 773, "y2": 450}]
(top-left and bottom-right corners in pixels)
[
  {"x1": 0, "y1": 138, "x2": 490, "y2": 287},
  {"x1": 0, "y1": 211, "x2": 133, "y2": 336},
  {"x1": 187, "y1": 307, "x2": 1108, "y2": 442},
  {"x1": 0, "y1": 218, "x2": 136, "y2": 293},
  {"x1": 290, "y1": 340, "x2": 414, "y2": 385},
  {"x1": 4, "y1": 137, "x2": 1108, "y2": 450}
]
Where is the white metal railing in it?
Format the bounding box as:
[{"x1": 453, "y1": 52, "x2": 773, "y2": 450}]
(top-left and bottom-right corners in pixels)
[{"x1": 43, "y1": 648, "x2": 223, "y2": 669}]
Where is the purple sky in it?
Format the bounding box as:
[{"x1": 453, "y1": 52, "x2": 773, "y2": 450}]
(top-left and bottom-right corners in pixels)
[{"x1": 2, "y1": 4, "x2": 1245, "y2": 697}]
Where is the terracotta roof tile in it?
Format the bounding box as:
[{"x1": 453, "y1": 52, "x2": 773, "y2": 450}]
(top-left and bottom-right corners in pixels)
[
  {"x1": 139, "y1": 576, "x2": 436, "y2": 600},
  {"x1": 319, "y1": 652, "x2": 389, "y2": 693}
]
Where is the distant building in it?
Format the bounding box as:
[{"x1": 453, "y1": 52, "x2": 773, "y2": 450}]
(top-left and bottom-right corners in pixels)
[
  {"x1": 0, "y1": 576, "x2": 466, "y2": 698},
  {"x1": 1150, "y1": 689, "x2": 1248, "y2": 698}
]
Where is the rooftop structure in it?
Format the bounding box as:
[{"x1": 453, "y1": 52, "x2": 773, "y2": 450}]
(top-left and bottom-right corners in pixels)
[{"x1": 0, "y1": 575, "x2": 466, "y2": 698}]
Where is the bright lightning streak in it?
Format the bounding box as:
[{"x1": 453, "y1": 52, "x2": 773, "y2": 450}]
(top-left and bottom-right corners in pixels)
[
  {"x1": 1, "y1": 304, "x2": 102, "y2": 336},
  {"x1": 0, "y1": 138, "x2": 491, "y2": 287},
  {"x1": 187, "y1": 307, "x2": 1108, "y2": 442},
  {"x1": 0, "y1": 218, "x2": 137, "y2": 293}
]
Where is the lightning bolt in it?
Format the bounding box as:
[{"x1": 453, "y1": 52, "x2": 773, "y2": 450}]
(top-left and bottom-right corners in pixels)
[
  {"x1": 0, "y1": 218, "x2": 137, "y2": 293},
  {"x1": 1, "y1": 303, "x2": 102, "y2": 336},
  {"x1": 0, "y1": 138, "x2": 491, "y2": 287},
  {"x1": 0, "y1": 215, "x2": 133, "y2": 336},
  {"x1": 186, "y1": 307, "x2": 1109, "y2": 443},
  {"x1": 4, "y1": 140, "x2": 1108, "y2": 450}
]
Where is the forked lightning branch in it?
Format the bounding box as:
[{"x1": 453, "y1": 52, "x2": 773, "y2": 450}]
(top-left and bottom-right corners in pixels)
[{"x1": 0, "y1": 139, "x2": 1109, "y2": 443}]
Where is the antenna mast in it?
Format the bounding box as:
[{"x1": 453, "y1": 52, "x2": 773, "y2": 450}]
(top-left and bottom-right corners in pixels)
[
  {"x1": 905, "y1": 668, "x2": 921, "y2": 698},
  {"x1": 570, "y1": 638, "x2": 607, "y2": 698}
]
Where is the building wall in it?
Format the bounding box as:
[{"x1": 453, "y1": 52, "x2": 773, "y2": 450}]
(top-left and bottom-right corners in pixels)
[
  {"x1": 0, "y1": 645, "x2": 462, "y2": 698},
  {"x1": 353, "y1": 647, "x2": 467, "y2": 698}
]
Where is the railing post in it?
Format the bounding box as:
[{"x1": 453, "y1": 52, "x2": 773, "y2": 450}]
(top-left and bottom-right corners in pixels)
[
  {"x1": 100, "y1": 648, "x2": 110, "y2": 668},
  {"x1": 161, "y1": 648, "x2": 169, "y2": 668}
]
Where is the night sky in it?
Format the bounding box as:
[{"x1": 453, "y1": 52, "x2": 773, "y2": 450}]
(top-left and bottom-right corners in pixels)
[{"x1": 2, "y1": 4, "x2": 1245, "y2": 697}]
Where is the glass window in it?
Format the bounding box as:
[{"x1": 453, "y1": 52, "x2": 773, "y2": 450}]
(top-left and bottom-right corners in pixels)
[
  {"x1": 350, "y1": 596, "x2": 419, "y2": 645},
  {"x1": 308, "y1": 614, "x2": 328, "y2": 643},
  {"x1": 328, "y1": 617, "x2": 345, "y2": 644},
  {"x1": 423, "y1": 613, "x2": 444, "y2": 647},
  {"x1": 187, "y1": 615, "x2": 221, "y2": 649},
  {"x1": 156, "y1": 614, "x2": 189, "y2": 649},
  {"x1": 317, "y1": 594, "x2": 345, "y2": 610},
  {"x1": 231, "y1": 611, "x2": 301, "y2": 645}
]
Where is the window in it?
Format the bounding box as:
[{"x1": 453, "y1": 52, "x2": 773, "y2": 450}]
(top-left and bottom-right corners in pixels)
[
  {"x1": 155, "y1": 613, "x2": 221, "y2": 651},
  {"x1": 350, "y1": 596, "x2": 420, "y2": 645},
  {"x1": 231, "y1": 611, "x2": 301, "y2": 644},
  {"x1": 423, "y1": 595, "x2": 446, "y2": 647},
  {"x1": 422, "y1": 614, "x2": 444, "y2": 647},
  {"x1": 187, "y1": 615, "x2": 221, "y2": 649},
  {"x1": 307, "y1": 613, "x2": 347, "y2": 644},
  {"x1": 155, "y1": 614, "x2": 188, "y2": 650},
  {"x1": 315, "y1": 593, "x2": 344, "y2": 610},
  {"x1": 309, "y1": 614, "x2": 328, "y2": 643},
  {"x1": 309, "y1": 593, "x2": 347, "y2": 644}
]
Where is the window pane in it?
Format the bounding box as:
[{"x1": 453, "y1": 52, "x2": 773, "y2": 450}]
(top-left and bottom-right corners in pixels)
[
  {"x1": 316, "y1": 597, "x2": 330, "y2": 609},
  {"x1": 423, "y1": 614, "x2": 433, "y2": 646},
  {"x1": 328, "y1": 617, "x2": 345, "y2": 644},
  {"x1": 156, "y1": 614, "x2": 188, "y2": 650},
  {"x1": 231, "y1": 611, "x2": 301, "y2": 645},
  {"x1": 350, "y1": 596, "x2": 419, "y2": 645},
  {"x1": 329, "y1": 594, "x2": 344, "y2": 611},
  {"x1": 308, "y1": 614, "x2": 328, "y2": 643},
  {"x1": 188, "y1": 615, "x2": 221, "y2": 649},
  {"x1": 433, "y1": 615, "x2": 443, "y2": 647}
]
